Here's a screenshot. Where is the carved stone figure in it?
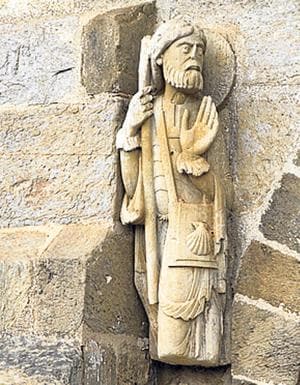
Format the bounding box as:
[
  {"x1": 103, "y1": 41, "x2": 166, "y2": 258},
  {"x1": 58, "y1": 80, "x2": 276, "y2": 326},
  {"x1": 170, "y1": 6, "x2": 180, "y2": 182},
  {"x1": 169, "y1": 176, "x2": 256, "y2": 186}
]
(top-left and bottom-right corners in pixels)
[{"x1": 117, "y1": 18, "x2": 233, "y2": 366}]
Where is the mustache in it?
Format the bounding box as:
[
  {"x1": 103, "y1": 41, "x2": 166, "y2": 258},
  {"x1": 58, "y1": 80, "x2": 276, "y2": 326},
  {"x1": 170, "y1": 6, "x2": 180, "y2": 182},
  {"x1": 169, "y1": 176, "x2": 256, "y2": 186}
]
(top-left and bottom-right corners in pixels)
[
  {"x1": 163, "y1": 61, "x2": 203, "y2": 90},
  {"x1": 186, "y1": 64, "x2": 201, "y2": 71},
  {"x1": 183, "y1": 58, "x2": 203, "y2": 72}
]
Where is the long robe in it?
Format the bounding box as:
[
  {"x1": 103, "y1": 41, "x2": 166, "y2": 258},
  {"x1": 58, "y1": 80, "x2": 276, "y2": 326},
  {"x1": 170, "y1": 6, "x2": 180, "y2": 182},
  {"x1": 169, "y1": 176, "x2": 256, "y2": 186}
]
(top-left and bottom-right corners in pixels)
[{"x1": 119, "y1": 96, "x2": 227, "y2": 366}]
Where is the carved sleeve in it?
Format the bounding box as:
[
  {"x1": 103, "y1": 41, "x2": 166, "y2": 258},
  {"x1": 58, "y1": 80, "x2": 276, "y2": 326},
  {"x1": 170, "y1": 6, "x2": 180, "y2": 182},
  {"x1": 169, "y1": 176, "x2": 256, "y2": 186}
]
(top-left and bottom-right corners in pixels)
[{"x1": 117, "y1": 126, "x2": 145, "y2": 226}]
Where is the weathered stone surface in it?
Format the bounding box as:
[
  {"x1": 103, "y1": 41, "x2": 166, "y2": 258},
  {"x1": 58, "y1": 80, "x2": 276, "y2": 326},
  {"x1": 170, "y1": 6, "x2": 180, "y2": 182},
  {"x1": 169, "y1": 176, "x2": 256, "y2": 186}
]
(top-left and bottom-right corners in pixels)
[
  {"x1": 233, "y1": 86, "x2": 299, "y2": 214},
  {"x1": 0, "y1": 95, "x2": 126, "y2": 227},
  {"x1": 81, "y1": 3, "x2": 156, "y2": 95},
  {"x1": 0, "y1": 154, "x2": 117, "y2": 227},
  {"x1": 0, "y1": 224, "x2": 98, "y2": 336},
  {"x1": 0, "y1": 17, "x2": 82, "y2": 106},
  {"x1": 31, "y1": 257, "x2": 86, "y2": 336},
  {"x1": 232, "y1": 378, "x2": 257, "y2": 385},
  {"x1": 84, "y1": 224, "x2": 147, "y2": 338},
  {"x1": 42, "y1": 223, "x2": 108, "y2": 260},
  {"x1": 84, "y1": 340, "x2": 117, "y2": 385},
  {"x1": 0, "y1": 222, "x2": 147, "y2": 337},
  {"x1": 232, "y1": 300, "x2": 300, "y2": 384},
  {"x1": 0, "y1": 222, "x2": 149, "y2": 383},
  {"x1": 260, "y1": 173, "x2": 300, "y2": 253},
  {"x1": 0, "y1": 0, "x2": 298, "y2": 384},
  {"x1": 0, "y1": 231, "x2": 86, "y2": 336},
  {"x1": 158, "y1": 0, "x2": 298, "y2": 86},
  {"x1": 0, "y1": 0, "x2": 152, "y2": 22},
  {"x1": 294, "y1": 150, "x2": 300, "y2": 167},
  {"x1": 156, "y1": 364, "x2": 231, "y2": 385},
  {"x1": 0, "y1": 226, "x2": 57, "y2": 333},
  {"x1": 0, "y1": 226, "x2": 51, "y2": 259},
  {"x1": 0, "y1": 369, "x2": 63, "y2": 385},
  {"x1": 0, "y1": 334, "x2": 83, "y2": 385},
  {"x1": 83, "y1": 336, "x2": 150, "y2": 385},
  {"x1": 236, "y1": 241, "x2": 300, "y2": 313}
]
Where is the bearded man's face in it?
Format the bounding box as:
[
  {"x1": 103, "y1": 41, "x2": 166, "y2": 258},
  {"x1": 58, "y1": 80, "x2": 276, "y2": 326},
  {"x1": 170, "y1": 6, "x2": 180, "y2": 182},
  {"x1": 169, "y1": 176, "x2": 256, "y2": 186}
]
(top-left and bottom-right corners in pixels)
[{"x1": 161, "y1": 30, "x2": 205, "y2": 94}]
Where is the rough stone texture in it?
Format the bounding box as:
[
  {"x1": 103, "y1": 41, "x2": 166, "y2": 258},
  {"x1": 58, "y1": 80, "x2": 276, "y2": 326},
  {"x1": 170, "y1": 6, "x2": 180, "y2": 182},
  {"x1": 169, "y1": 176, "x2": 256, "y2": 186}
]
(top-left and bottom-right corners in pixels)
[
  {"x1": 0, "y1": 17, "x2": 82, "y2": 106},
  {"x1": 0, "y1": 225, "x2": 92, "y2": 336},
  {"x1": 0, "y1": 334, "x2": 83, "y2": 385},
  {"x1": 156, "y1": 364, "x2": 231, "y2": 385},
  {"x1": 0, "y1": 223, "x2": 150, "y2": 384},
  {"x1": 232, "y1": 300, "x2": 300, "y2": 384},
  {"x1": 0, "y1": 0, "x2": 299, "y2": 384},
  {"x1": 81, "y1": 3, "x2": 156, "y2": 95},
  {"x1": 83, "y1": 336, "x2": 150, "y2": 385},
  {"x1": 158, "y1": 0, "x2": 299, "y2": 87},
  {"x1": 260, "y1": 173, "x2": 300, "y2": 253},
  {"x1": 294, "y1": 150, "x2": 300, "y2": 167},
  {"x1": 0, "y1": 95, "x2": 126, "y2": 227},
  {"x1": 236, "y1": 241, "x2": 300, "y2": 313},
  {"x1": 232, "y1": 379, "x2": 256, "y2": 385},
  {"x1": 233, "y1": 86, "x2": 299, "y2": 215},
  {"x1": 0, "y1": 226, "x2": 52, "y2": 259},
  {"x1": 0, "y1": 0, "x2": 151, "y2": 22},
  {"x1": 0, "y1": 369, "x2": 63, "y2": 385},
  {"x1": 2, "y1": 259, "x2": 83, "y2": 336},
  {"x1": 0, "y1": 223, "x2": 146, "y2": 337},
  {"x1": 84, "y1": 224, "x2": 147, "y2": 337}
]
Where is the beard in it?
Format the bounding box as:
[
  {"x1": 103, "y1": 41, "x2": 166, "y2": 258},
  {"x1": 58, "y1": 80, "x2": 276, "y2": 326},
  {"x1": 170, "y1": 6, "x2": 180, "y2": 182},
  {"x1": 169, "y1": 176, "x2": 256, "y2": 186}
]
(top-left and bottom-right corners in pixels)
[{"x1": 163, "y1": 60, "x2": 203, "y2": 92}]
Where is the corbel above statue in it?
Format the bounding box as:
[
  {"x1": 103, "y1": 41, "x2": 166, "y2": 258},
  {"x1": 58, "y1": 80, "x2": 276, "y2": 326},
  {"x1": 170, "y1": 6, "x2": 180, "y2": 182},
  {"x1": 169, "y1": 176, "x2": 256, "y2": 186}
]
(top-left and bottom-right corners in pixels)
[{"x1": 117, "y1": 17, "x2": 235, "y2": 367}]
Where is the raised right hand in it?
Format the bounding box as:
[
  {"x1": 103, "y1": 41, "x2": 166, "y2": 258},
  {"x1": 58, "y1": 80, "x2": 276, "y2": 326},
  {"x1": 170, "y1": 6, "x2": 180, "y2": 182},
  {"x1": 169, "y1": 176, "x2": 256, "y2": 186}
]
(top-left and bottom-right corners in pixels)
[
  {"x1": 180, "y1": 96, "x2": 219, "y2": 155},
  {"x1": 123, "y1": 86, "x2": 154, "y2": 137}
]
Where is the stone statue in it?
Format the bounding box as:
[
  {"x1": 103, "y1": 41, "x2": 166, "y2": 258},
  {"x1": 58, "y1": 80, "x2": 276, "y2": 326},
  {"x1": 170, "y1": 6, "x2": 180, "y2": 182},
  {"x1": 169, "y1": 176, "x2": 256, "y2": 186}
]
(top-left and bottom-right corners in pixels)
[{"x1": 117, "y1": 18, "x2": 233, "y2": 366}]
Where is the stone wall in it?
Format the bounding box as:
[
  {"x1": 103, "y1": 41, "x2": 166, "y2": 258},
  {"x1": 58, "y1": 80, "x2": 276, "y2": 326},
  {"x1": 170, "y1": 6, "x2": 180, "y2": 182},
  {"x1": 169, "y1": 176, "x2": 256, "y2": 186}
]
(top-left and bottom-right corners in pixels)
[{"x1": 0, "y1": 1, "x2": 299, "y2": 384}]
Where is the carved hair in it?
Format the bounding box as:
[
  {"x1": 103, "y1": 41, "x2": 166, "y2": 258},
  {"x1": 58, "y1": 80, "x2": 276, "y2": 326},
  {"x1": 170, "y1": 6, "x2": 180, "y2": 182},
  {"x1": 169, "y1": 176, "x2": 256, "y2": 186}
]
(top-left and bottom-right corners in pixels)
[{"x1": 149, "y1": 18, "x2": 207, "y2": 94}]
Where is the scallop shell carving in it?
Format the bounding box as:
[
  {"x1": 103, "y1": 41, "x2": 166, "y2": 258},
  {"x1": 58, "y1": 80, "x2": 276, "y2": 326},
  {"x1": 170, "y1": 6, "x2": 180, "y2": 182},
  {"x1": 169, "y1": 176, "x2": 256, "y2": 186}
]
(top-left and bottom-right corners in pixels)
[{"x1": 186, "y1": 222, "x2": 211, "y2": 256}]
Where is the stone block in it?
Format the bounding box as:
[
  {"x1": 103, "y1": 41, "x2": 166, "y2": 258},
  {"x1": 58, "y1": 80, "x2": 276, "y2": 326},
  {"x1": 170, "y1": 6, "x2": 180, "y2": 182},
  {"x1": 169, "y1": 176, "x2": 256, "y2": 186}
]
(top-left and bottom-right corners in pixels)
[
  {"x1": 232, "y1": 300, "x2": 300, "y2": 384},
  {"x1": 0, "y1": 256, "x2": 33, "y2": 332},
  {"x1": 83, "y1": 336, "x2": 150, "y2": 385},
  {"x1": 0, "y1": 226, "x2": 50, "y2": 259},
  {"x1": 0, "y1": 0, "x2": 153, "y2": 22},
  {"x1": 31, "y1": 256, "x2": 86, "y2": 336},
  {"x1": 0, "y1": 369, "x2": 63, "y2": 385},
  {"x1": 84, "y1": 340, "x2": 117, "y2": 385},
  {"x1": 233, "y1": 85, "x2": 298, "y2": 214},
  {"x1": 0, "y1": 225, "x2": 92, "y2": 336},
  {"x1": 0, "y1": 95, "x2": 126, "y2": 227},
  {"x1": 0, "y1": 223, "x2": 146, "y2": 338},
  {"x1": 156, "y1": 364, "x2": 231, "y2": 385},
  {"x1": 0, "y1": 221, "x2": 149, "y2": 384},
  {"x1": 0, "y1": 226, "x2": 56, "y2": 333},
  {"x1": 0, "y1": 334, "x2": 83, "y2": 385},
  {"x1": 84, "y1": 224, "x2": 147, "y2": 338},
  {"x1": 236, "y1": 241, "x2": 300, "y2": 313},
  {"x1": 0, "y1": 225, "x2": 95, "y2": 336},
  {"x1": 232, "y1": 378, "x2": 257, "y2": 385},
  {"x1": 81, "y1": 3, "x2": 156, "y2": 95},
  {"x1": 260, "y1": 173, "x2": 300, "y2": 253},
  {"x1": 0, "y1": 16, "x2": 81, "y2": 106},
  {"x1": 0, "y1": 154, "x2": 118, "y2": 227}
]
